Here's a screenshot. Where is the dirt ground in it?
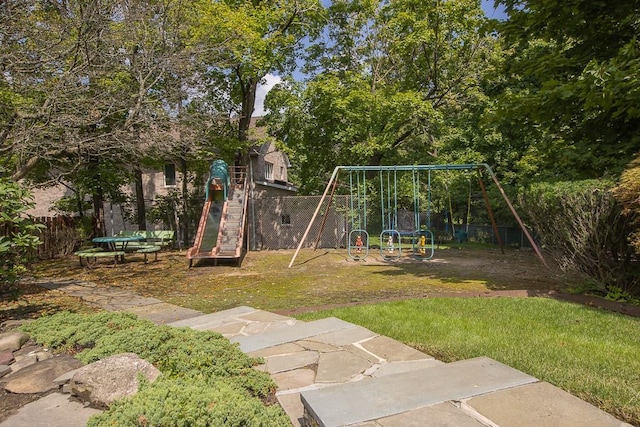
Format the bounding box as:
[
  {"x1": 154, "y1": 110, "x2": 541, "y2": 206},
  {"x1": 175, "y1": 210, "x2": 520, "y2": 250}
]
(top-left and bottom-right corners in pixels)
[{"x1": 7, "y1": 244, "x2": 639, "y2": 317}]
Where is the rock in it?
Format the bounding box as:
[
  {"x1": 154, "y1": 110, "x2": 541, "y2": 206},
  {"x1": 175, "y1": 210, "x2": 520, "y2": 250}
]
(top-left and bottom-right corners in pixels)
[
  {"x1": 0, "y1": 331, "x2": 30, "y2": 352},
  {"x1": 70, "y1": 353, "x2": 161, "y2": 408},
  {"x1": 13, "y1": 344, "x2": 40, "y2": 358},
  {"x1": 11, "y1": 354, "x2": 38, "y2": 373},
  {"x1": 0, "y1": 365, "x2": 11, "y2": 378},
  {"x1": 4, "y1": 355, "x2": 84, "y2": 394},
  {"x1": 0, "y1": 319, "x2": 27, "y2": 330},
  {"x1": 53, "y1": 367, "x2": 82, "y2": 386},
  {"x1": 31, "y1": 350, "x2": 53, "y2": 362},
  {"x1": 0, "y1": 351, "x2": 14, "y2": 365}
]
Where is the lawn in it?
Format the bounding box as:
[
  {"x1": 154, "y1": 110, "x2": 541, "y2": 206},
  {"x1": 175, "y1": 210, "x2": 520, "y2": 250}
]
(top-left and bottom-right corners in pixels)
[{"x1": 297, "y1": 297, "x2": 640, "y2": 426}]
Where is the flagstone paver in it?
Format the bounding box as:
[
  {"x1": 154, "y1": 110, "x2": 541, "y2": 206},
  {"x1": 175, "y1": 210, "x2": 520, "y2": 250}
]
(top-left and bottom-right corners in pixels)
[
  {"x1": 263, "y1": 351, "x2": 320, "y2": 374},
  {"x1": 300, "y1": 357, "x2": 538, "y2": 427},
  {"x1": 466, "y1": 382, "x2": 634, "y2": 427},
  {"x1": 315, "y1": 351, "x2": 371, "y2": 383},
  {"x1": 375, "y1": 402, "x2": 487, "y2": 427}
]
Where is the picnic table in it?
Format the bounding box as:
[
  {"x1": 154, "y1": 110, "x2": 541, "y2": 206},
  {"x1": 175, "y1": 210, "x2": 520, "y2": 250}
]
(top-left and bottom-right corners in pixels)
[
  {"x1": 74, "y1": 235, "x2": 160, "y2": 267},
  {"x1": 92, "y1": 235, "x2": 145, "y2": 252}
]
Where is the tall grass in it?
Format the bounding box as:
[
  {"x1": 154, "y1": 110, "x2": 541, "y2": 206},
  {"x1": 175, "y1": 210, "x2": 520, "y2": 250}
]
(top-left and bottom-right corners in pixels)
[{"x1": 297, "y1": 297, "x2": 640, "y2": 426}]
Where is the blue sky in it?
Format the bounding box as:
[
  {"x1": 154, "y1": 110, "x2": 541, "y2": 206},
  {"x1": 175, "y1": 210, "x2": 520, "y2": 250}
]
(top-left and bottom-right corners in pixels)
[
  {"x1": 481, "y1": 0, "x2": 508, "y2": 20},
  {"x1": 253, "y1": 1, "x2": 507, "y2": 116}
]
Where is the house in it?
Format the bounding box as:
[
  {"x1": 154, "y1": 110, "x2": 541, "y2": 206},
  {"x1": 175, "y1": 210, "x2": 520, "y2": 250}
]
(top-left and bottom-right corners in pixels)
[{"x1": 25, "y1": 117, "x2": 298, "y2": 243}]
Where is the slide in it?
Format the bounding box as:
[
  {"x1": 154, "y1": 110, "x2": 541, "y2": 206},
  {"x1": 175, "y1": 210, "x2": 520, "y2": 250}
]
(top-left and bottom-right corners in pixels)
[
  {"x1": 199, "y1": 200, "x2": 221, "y2": 252},
  {"x1": 187, "y1": 160, "x2": 248, "y2": 267}
]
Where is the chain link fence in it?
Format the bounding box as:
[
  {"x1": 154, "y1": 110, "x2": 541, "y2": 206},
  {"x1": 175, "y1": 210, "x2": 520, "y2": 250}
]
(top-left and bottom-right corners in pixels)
[
  {"x1": 247, "y1": 195, "x2": 351, "y2": 250},
  {"x1": 247, "y1": 195, "x2": 536, "y2": 251}
]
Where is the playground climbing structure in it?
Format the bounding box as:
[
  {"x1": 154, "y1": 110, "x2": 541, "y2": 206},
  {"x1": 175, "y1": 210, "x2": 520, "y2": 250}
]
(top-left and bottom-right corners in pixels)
[{"x1": 187, "y1": 161, "x2": 249, "y2": 267}]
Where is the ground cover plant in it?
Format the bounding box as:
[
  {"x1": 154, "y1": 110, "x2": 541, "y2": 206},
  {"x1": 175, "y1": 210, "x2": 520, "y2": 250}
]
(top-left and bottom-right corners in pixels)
[
  {"x1": 297, "y1": 297, "x2": 640, "y2": 426},
  {"x1": 20, "y1": 311, "x2": 289, "y2": 427}
]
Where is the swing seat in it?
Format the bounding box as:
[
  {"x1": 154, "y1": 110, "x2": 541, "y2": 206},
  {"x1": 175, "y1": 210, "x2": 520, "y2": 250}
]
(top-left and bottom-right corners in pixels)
[{"x1": 348, "y1": 230, "x2": 369, "y2": 260}]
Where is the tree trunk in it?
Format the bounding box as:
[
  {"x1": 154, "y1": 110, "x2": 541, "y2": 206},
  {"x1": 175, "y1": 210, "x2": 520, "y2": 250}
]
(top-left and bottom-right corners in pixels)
[
  {"x1": 134, "y1": 168, "x2": 147, "y2": 230},
  {"x1": 92, "y1": 186, "x2": 106, "y2": 238},
  {"x1": 236, "y1": 76, "x2": 259, "y2": 166},
  {"x1": 180, "y1": 158, "x2": 189, "y2": 249},
  {"x1": 89, "y1": 158, "x2": 106, "y2": 238}
]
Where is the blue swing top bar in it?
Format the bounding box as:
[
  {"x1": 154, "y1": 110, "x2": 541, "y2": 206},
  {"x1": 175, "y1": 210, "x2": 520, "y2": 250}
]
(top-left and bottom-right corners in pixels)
[{"x1": 335, "y1": 164, "x2": 486, "y2": 172}]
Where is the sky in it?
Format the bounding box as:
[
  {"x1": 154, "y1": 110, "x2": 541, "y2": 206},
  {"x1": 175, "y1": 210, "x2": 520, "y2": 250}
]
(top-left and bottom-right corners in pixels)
[{"x1": 252, "y1": 1, "x2": 507, "y2": 116}]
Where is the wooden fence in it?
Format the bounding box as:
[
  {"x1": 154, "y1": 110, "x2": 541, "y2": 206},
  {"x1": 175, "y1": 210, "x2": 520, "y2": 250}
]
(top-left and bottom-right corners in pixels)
[{"x1": 33, "y1": 216, "x2": 83, "y2": 259}]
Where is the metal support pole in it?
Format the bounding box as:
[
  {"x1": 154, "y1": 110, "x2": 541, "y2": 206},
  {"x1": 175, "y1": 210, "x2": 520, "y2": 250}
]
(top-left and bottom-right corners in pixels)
[
  {"x1": 313, "y1": 177, "x2": 339, "y2": 250},
  {"x1": 289, "y1": 167, "x2": 340, "y2": 268},
  {"x1": 480, "y1": 164, "x2": 548, "y2": 267}
]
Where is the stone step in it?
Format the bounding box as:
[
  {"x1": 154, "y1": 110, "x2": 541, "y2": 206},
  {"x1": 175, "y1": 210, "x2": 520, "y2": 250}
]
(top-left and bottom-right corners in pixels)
[
  {"x1": 168, "y1": 306, "x2": 257, "y2": 328},
  {"x1": 231, "y1": 317, "x2": 363, "y2": 353},
  {"x1": 167, "y1": 306, "x2": 298, "y2": 338},
  {"x1": 300, "y1": 356, "x2": 538, "y2": 427},
  {"x1": 0, "y1": 392, "x2": 102, "y2": 427}
]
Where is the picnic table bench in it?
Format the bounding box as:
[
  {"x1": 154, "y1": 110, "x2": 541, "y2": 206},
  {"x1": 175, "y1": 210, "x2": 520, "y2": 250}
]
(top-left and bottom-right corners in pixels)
[
  {"x1": 135, "y1": 245, "x2": 161, "y2": 263},
  {"x1": 74, "y1": 248, "x2": 126, "y2": 267}
]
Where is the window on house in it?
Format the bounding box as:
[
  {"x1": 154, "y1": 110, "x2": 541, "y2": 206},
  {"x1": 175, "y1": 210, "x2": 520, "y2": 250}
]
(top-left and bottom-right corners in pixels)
[
  {"x1": 164, "y1": 164, "x2": 176, "y2": 187},
  {"x1": 281, "y1": 214, "x2": 291, "y2": 226},
  {"x1": 280, "y1": 166, "x2": 285, "y2": 180},
  {"x1": 265, "y1": 162, "x2": 273, "y2": 180}
]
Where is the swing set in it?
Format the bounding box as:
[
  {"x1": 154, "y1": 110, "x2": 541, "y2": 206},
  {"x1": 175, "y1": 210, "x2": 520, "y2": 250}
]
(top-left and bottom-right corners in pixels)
[
  {"x1": 289, "y1": 164, "x2": 547, "y2": 268},
  {"x1": 347, "y1": 167, "x2": 436, "y2": 261}
]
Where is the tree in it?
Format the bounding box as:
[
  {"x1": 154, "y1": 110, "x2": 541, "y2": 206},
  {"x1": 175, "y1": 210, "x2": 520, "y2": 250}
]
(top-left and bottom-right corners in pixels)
[
  {"x1": 188, "y1": 0, "x2": 324, "y2": 163},
  {"x1": 1, "y1": 0, "x2": 198, "y2": 235},
  {"x1": 491, "y1": 0, "x2": 640, "y2": 182},
  {"x1": 265, "y1": 0, "x2": 497, "y2": 193}
]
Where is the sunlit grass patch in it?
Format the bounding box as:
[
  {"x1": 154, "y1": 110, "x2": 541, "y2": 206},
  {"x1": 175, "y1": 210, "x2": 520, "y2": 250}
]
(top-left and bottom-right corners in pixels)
[{"x1": 297, "y1": 297, "x2": 640, "y2": 425}]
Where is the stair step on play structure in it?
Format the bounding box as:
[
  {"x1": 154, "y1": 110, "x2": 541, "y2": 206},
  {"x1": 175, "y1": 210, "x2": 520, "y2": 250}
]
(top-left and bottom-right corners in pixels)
[
  {"x1": 186, "y1": 161, "x2": 248, "y2": 267},
  {"x1": 168, "y1": 306, "x2": 631, "y2": 427}
]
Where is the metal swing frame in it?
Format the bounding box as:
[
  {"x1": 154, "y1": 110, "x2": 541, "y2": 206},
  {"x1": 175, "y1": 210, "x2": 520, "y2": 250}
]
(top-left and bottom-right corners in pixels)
[
  {"x1": 289, "y1": 164, "x2": 547, "y2": 269},
  {"x1": 347, "y1": 170, "x2": 370, "y2": 260},
  {"x1": 379, "y1": 168, "x2": 402, "y2": 259}
]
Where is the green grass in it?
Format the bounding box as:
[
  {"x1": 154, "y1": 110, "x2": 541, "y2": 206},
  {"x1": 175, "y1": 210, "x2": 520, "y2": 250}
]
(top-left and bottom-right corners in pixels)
[{"x1": 297, "y1": 297, "x2": 640, "y2": 426}]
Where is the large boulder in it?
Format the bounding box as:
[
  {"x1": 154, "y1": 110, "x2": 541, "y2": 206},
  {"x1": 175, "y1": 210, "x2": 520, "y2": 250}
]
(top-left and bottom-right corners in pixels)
[
  {"x1": 3, "y1": 355, "x2": 84, "y2": 394},
  {"x1": 70, "y1": 353, "x2": 161, "y2": 408},
  {"x1": 0, "y1": 331, "x2": 30, "y2": 353}
]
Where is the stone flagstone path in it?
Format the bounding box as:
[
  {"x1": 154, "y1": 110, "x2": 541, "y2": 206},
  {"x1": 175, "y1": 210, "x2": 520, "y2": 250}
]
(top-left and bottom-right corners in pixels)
[{"x1": 7, "y1": 278, "x2": 632, "y2": 427}]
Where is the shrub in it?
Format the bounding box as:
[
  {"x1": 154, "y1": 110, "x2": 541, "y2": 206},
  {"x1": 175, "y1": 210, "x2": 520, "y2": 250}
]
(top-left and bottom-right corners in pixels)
[
  {"x1": 613, "y1": 156, "x2": 640, "y2": 255},
  {"x1": 89, "y1": 377, "x2": 289, "y2": 427},
  {"x1": 520, "y1": 180, "x2": 639, "y2": 295},
  {"x1": 0, "y1": 175, "x2": 44, "y2": 296},
  {"x1": 21, "y1": 312, "x2": 289, "y2": 425}
]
